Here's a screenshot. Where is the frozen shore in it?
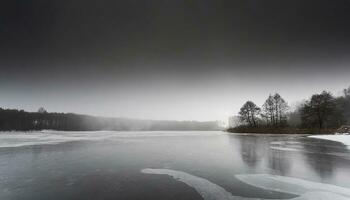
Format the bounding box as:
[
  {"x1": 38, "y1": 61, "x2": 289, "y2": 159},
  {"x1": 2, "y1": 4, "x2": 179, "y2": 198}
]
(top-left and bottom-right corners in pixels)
[{"x1": 308, "y1": 135, "x2": 350, "y2": 150}]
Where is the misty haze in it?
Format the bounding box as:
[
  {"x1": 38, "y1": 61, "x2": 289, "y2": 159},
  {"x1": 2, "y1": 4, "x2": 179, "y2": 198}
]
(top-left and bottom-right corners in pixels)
[{"x1": 0, "y1": 0, "x2": 350, "y2": 200}]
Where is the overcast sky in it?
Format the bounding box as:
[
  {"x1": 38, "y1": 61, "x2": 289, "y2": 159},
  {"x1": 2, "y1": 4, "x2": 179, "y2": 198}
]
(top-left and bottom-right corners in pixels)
[{"x1": 1, "y1": 0, "x2": 350, "y2": 121}]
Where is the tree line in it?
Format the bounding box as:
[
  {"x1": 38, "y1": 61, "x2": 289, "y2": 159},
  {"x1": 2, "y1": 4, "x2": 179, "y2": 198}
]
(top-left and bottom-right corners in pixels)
[
  {"x1": 230, "y1": 86, "x2": 350, "y2": 133},
  {"x1": 0, "y1": 107, "x2": 220, "y2": 131}
]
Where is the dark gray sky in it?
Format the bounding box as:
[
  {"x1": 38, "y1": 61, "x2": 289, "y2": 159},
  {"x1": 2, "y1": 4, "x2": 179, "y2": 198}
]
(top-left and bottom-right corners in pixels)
[{"x1": 1, "y1": 0, "x2": 350, "y2": 122}]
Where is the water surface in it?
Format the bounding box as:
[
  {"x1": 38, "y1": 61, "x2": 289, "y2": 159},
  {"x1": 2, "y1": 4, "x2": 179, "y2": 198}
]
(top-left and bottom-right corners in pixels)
[{"x1": 0, "y1": 131, "x2": 349, "y2": 200}]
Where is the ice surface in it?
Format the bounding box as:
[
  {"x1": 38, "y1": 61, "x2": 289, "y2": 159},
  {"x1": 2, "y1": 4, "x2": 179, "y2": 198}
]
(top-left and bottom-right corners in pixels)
[
  {"x1": 0, "y1": 131, "x2": 116, "y2": 148},
  {"x1": 308, "y1": 135, "x2": 350, "y2": 150},
  {"x1": 292, "y1": 191, "x2": 350, "y2": 200},
  {"x1": 236, "y1": 174, "x2": 350, "y2": 199},
  {"x1": 142, "y1": 169, "x2": 350, "y2": 200},
  {"x1": 270, "y1": 146, "x2": 301, "y2": 152},
  {"x1": 0, "y1": 131, "x2": 225, "y2": 148},
  {"x1": 142, "y1": 168, "x2": 260, "y2": 200}
]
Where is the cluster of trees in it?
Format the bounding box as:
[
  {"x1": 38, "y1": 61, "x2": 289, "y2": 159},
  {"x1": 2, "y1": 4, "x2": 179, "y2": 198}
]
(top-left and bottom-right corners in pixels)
[
  {"x1": 233, "y1": 86, "x2": 350, "y2": 133},
  {"x1": 238, "y1": 93, "x2": 289, "y2": 128},
  {"x1": 0, "y1": 108, "x2": 107, "y2": 131},
  {"x1": 300, "y1": 89, "x2": 350, "y2": 130},
  {"x1": 0, "y1": 108, "x2": 220, "y2": 131},
  {"x1": 261, "y1": 94, "x2": 288, "y2": 126}
]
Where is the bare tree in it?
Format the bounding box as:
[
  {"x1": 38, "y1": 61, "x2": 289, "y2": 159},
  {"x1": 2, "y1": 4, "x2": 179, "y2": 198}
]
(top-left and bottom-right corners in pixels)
[
  {"x1": 239, "y1": 101, "x2": 261, "y2": 127},
  {"x1": 274, "y1": 93, "x2": 288, "y2": 125},
  {"x1": 38, "y1": 107, "x2": 47, "y2": 114},
  {"x1": 301, "y1": 91, "x2": 335, "y2": 129},
  {"x1": 262, "y1": 95, "x2": 275, "y2": 125},
  {"x1": 262, "y1": 93, "x2": 288, "y2": 126},
  {"x1": 343, "y1": 86, "x2": 350, "y2": 97}
]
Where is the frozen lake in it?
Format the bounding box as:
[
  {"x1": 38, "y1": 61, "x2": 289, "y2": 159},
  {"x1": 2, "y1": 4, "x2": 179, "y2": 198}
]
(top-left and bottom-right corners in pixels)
[{"x1": 0, "y1": 131, "x2": 349, "y2": 200}]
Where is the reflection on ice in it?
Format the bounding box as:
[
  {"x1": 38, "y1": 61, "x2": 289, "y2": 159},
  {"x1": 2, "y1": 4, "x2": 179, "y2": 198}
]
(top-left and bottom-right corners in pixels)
[{"x1": 142, "y1": 168, "x2": 350, "y2": 200}]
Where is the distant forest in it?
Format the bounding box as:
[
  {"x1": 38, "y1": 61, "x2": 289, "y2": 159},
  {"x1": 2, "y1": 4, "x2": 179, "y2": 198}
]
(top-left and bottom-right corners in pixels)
[
  {"x1": 229, "y1": 86, "x2": 350, "y2": 134},
  {"x1": 0, "y1": 108, "x2": 220, "y2": 131}
]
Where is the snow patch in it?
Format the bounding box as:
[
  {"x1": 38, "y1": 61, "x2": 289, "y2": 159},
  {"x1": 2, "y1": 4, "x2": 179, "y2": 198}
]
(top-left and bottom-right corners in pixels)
[
  {"x1": 236, "y1": 174, "x2": 350, "y2": 199},
  {"x1": 141, "y1": 168, "x2": 245, "y2": 200},
  {"x1": 292, "y1": 191, "x2": 350, "y2": 200},
  {"x1": 308, "y1": 135, "x2": 350, "y2": 150},
  {"x1": 142, "y1": 169, "x2": 350, "y2": 200}
]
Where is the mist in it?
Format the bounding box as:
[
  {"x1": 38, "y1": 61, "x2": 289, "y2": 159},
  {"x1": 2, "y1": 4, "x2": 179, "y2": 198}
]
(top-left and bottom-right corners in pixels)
[{"x1": 1, "y1": 0, "x2": 350, "y2": 121}]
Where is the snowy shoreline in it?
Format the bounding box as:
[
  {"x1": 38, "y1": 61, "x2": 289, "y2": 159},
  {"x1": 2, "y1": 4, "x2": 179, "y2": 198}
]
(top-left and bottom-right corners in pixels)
[{"x1": 308, "y1": 135, "x2": 350, "y2": 150}]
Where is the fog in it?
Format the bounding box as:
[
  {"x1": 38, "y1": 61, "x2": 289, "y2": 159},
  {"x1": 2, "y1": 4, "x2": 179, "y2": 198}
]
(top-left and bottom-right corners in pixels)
[{"x1": 1, "y1": 0, "x2": 350, "y2": 121}]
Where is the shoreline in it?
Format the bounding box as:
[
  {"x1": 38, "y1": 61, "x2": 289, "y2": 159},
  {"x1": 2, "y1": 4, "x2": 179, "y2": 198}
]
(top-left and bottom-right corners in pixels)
[
  {"x1": 224, "y1": 132, "x2": 311, "y2": 136},
  {"x1": 226, "y1": 127, "x2": 338, "y2": 135}
]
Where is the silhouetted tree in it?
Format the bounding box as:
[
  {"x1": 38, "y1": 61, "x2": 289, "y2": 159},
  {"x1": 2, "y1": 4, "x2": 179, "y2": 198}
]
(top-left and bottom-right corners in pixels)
[
  {"x1": 239, "y1": 101, "x2": 261, "y2": 127},
  {"x1": 301, "y1": 91, "x2": 336, "y2": 129},
  {"x1": 262, "y1": 95, "x2": 275, "y2": 125},
  {"x1": 38, "y1": 107, "x2": 47, "y2": 113},
  {"x1": 343, "y1": 86, "x2": 350, "y2": 97},
  {"x1": 340, "y1": 86, "x2": 350, "y2": 124},
  {"x1": 262, "y1": 93, "x2": 288, "y2": 127}
]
